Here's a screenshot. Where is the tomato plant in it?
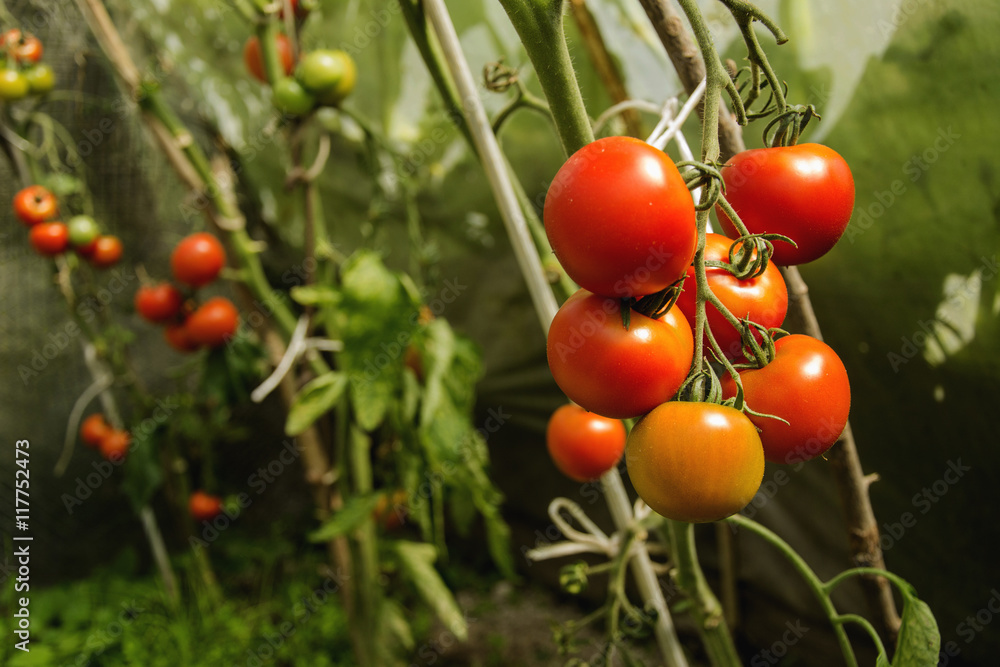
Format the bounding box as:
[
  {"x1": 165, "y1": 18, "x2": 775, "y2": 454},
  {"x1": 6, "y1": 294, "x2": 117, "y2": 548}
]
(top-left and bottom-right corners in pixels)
[
  {"x1": 717, "y1": 144, "x2": 855, "y2": 266},
  {"x1": 626, "y1": 402, "x2": 764, "y2": 522},
  {"x1": 721, "y1": 334, "x2": 851, "y2": 464},
  {"x1": 98, "y1": 429, "x2": 131, "y2": 462},
  {"x1": 547, "y1": 289, "x2": 693, "y2": 419},
  {"x1": 185, "y1": 296, "x2": 239, "y2": 347},
  {"x1": 135, "y1": 283, "x2": 184, "y2": 323},
  {"x1": 80, "y1": 413, "x2": 110, "y2": 449},
  {"x1": 170, "y1": 232, "x2": 226, "y2": 287},
  {"x1": 546, "y1": 404, "x2": 626, "y2": 482},
  {"x1": 675, "y1": 233, "x2": 788, "y2": 359},
  {"x1": 13, "y1": 185, "x2": 58, "y2": 225},
  {"x1": 543, "y1": 136, "x2": 697, "y2": 298},
  {"x1": 28, "y1": 221, "x2": 69, "y2": 255},
  {"x1": 189, "y1": 491, "x2": 223, "y2": 521},
  {"x1": 243, "y1": 33, "x2": 294, "y2": 83},
  {"x1": 89, "y1": 235, "x2": 123, "y2": 268}
]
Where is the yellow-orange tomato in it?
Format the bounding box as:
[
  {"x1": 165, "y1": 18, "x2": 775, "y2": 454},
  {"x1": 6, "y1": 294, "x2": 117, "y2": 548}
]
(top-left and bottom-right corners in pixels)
[{"x1": 625, "y1": 402, "x2": 764, "y2": 523}]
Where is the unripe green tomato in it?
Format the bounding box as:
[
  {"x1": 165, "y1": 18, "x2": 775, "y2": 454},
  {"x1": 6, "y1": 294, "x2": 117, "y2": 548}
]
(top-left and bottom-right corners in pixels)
[
  {"x1": 24, "y1": 63, "x2": 54, "y2": 95},
  {"x1": 314, "y1": 52, "x2": 356, "y2": 107},
  {"x1": 0, "y1": 68, "x2": 29, "y2": 100},
  {"x1": 272, "y1": 77, "x2": 315, "y2": 116},
  {"x1": 296, "y1": 49, "x2": 346, "y2": 93},
  {"x1": 67, "y1": 215, "x2": 100, "y2": 247}
]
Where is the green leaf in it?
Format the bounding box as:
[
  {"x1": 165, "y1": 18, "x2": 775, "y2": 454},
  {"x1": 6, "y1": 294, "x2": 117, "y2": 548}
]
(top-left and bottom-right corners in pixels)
[
  {"x1": 285, "y1": 372, "x2": 348, "y2": 436},
  {"x1": 892, "y1": 585, "x2": 941, "y2": 666},
  {"x1": 377, "y1": 598, "x2": 415, "y2": 652},
  {"x1": 308, "y1": 493, "x2": 382, "y2": 542},
  {"x1": 876, "y1": 652, "x2": 892, "y2": 667},
  {"x1": 393, "y1": 541, "x2": 468, "y2": 641}
]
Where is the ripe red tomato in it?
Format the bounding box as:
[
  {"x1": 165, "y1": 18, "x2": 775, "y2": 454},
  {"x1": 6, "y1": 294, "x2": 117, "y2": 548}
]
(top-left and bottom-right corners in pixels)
[
  {"x1": 28, "y1": 221, "x2": 69, "y2": 256},
  {"x1": 546, "y1": 404, "x2": 626, "y2": 482},
  {"x1": 135, "y1": 283, "x2": 184, "y2": 323},
  {"x1": 2, "y1": 30, "x2": 43, "y2": 63},
  {"x1": 170, "y1": 232, "x2": 226, "y2": 287},
  {"x1": 80, "y1": 414, "x2": 110, "y2": 449},
  {"x1": 626, "y1": 402, "x2": 764, "y2": 522},
  {"x1": 716, "y1": 144, "x2": 855, "y2": 266},
  {"x1": 543, "y1": 136, "x2": 697, "y2": 298},
  {"x1": 721, "y1": 334, "x2": 850, "y2": 465},
  {"x1": 13, "y1": 185, "x2": 58, "y2": 225},
  {"x1": 243, "y1": 33, "x2": 295, "y2": 83},
  {"x1": 186, "y1": 297, "x2": 239, "y2": 347},
  {"x1": 165, "y1": 320, "x2": 200, "y2": 353},
  {"x1": 675, "y1": 233, "x2": 788, "y2": 359},
  {"x1": 89, "y1": 235, "x2": 123, "y2": 268},
  {"x1": 99, "y1": 429, "x2": 131, "y2": 462},
  {"x1": 547, "y1": 289, "x2": 694, "y2": 419},
  {"x1": 189, "y1": 491, "x2": 223, "y2": 521}
]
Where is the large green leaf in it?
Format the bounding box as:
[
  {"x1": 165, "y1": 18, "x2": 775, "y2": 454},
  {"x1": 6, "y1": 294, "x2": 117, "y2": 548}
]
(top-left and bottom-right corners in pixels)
[
  {"x1": 392, "y1": 541, "x2": 468, "y2": 642},
  {"x1": 285, "y1": 371, "x2": 348, "y2": 436},
  {"x1": 892, "y1": 585, "x2": 941, "y2": 666}
]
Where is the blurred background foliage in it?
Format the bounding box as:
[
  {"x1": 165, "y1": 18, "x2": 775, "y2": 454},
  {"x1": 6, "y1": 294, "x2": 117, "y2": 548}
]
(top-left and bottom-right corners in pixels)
[{"x1": 0, "y1": 0, "x2": 997, "y2": 664}]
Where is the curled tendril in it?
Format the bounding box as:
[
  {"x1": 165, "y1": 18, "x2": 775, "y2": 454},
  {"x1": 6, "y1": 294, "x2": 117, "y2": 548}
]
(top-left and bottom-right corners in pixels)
[
  {"x1": 764, "y1": 104, "x2": 822, "y2": 147},
  {"x1": 631, "y1": 278, "x2": 684, "y2": 322},
  {"x1": 677, "y1": 160, "x2": 724, "y2": 210},
  {"x1": 483, "y1": 59, "x2": 519, "y2": 92},
  {"x1": 676, "y1": 366, "x2": 725, "y2": 404}
]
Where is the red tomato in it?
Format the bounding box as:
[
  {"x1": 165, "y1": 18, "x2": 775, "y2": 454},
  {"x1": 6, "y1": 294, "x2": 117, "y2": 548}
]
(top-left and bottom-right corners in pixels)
[
  {"x1": 716, "y1": 144, "x2": 855, "y2": 266},
  {"x1": 675, "y1": 233, "x2": 788, "y2": 359},
  {"x1": 13, "y1": 185, "x2": 58, "y2": 225},
  {"x1": 2, "y1": 30, "x2": 43, "y2": 63},
  {"x1": 186, "y1": 297, "x2": 239, "y2": 347},
  {"x1": 547, "y1": 289, "x2": 694, "y2": 419},
  {"x1": 80, "y1": 414, "x2": 110, "y2": 449},
  {"x1": 88, "y1": 235, "x2": 123, "y2": 268},
  {"x1": 170, "y1": 232, "x2": 226, "y2": 287},
  {"x1": 243, "y1": 33, "x2": 295, "y2": 83},
  {"x1": 135, "y1": 283, "x2": 184, "y2": 323},
  {"x1": 99, "y1": 429, "x2": 131, "y2": 462},
  {"x1": 546, "y1": 404, "x2": 626, "y2": 482},
  {"x1": 28, "y1": 221, "x2": 69, "y2": 256},
  {"x1": 189, "y1": 491, "x2": 223, "y2": 521},
  {"x1": 165, "y1": 320, "x2": 200, "y2": 353},
  {"x1": 544, "y1": 136, "x2": 697, "y2": 298},
  {"x1": 721, "y1": 334, "x2": 850, "y2": 464},
  {"x1": 626, "y1": 402, "x2": 764, "y2": 522}
]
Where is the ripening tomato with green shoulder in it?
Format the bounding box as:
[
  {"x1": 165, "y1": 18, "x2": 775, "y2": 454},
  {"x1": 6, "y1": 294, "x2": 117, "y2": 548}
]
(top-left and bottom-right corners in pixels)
[
  {"x1": 720, "y1": 334, "x2": 850, "y2": 465},
  {"x1": 543, "y1": 136, "x2": 697, "y2": 298},
  {"x1": 13, "y1": 185, "x2": 58, "y2": 225},
  {"x1": 716, "y1": 143, "x2": 855, "y2": 266},
  {"x1": 546, "y1": 404, "x2": 627, "y2": 482},
  {"x1": 626, "y1": 401, "x2": 764, "y2": 523},
  {"x1": 546, "y1": 289, "x2": 693, "y2": 419},
  {"x1": 675, "y1": 233, "x2": 788, "y2": 359}
]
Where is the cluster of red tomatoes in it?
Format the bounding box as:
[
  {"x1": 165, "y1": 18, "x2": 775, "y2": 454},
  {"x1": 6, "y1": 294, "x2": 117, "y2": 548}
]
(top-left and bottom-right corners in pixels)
[
  {"x1": 542, "y1": 136, "x2": 854, "y2": 523},
  {"x1": 0, "y1": 28, "x2": 54, "y2": 101},
  {"x1": 13, "y1": 185, "x2": 123, "y2": 266},
  {"x1": 79, "y1": 413, "x2": 131, "y2": 462},
  {"x1": 134, "y1": 232, "x2": 239, "y2": 352},
  {"x1": 242, "y1": 4, "x2": 356, "y2": 116}
]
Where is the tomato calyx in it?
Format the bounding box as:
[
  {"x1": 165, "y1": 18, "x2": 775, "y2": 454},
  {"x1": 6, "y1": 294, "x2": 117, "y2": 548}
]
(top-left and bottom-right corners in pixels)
[
  {"x1": 623, "y1": 278, "x2": 685, "y2": 327},
  {"x1": 703, "y1": 233, "x2": 789, "y2": 281},
  {"x1": 676, "y1": 160, "x2": 723, "y2": 211},
  {"x1": 764, "y1": 104, "x2": 821, "y2": 148}
]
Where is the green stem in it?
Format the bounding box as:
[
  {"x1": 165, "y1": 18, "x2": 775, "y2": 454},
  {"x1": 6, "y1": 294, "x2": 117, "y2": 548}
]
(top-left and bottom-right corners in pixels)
[
  {"x1": 667, "y1": 521, "x2": 741, "y2": 666},
  {"x1": 497, "y1": 0, "x2": 595, "y2": 155},
  {"x1": 348, "y1": 425, "x2": 380, "y2": 667},
  {"x1": 727, "y1": 514, "x2": 858, "y2": 667},
  {"x1": 256, "y1": 18, "x2": 286, "y2": 86}
]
